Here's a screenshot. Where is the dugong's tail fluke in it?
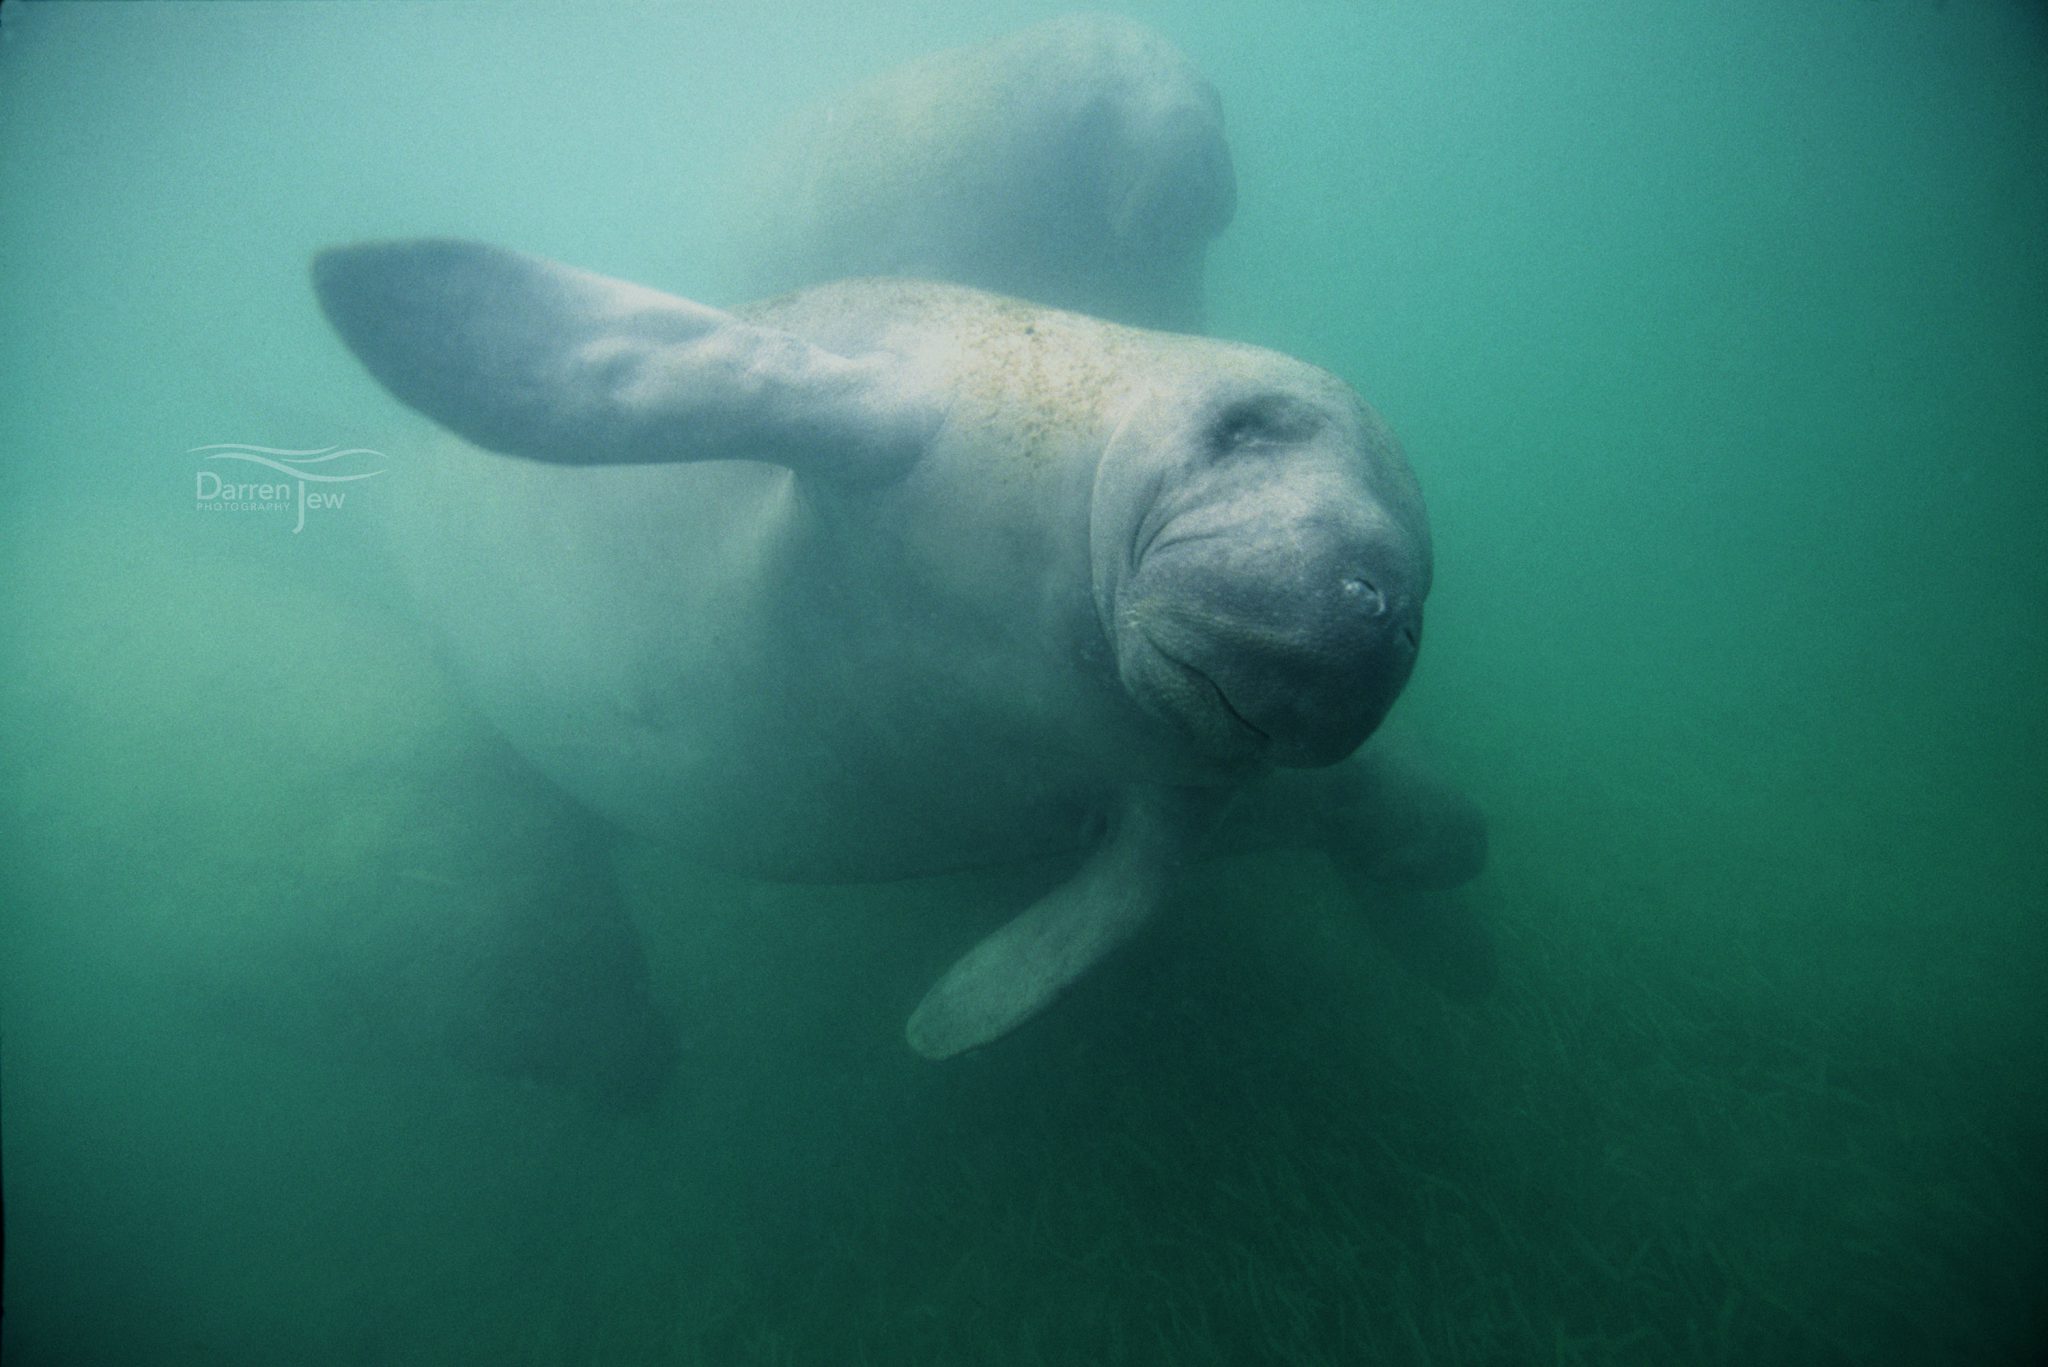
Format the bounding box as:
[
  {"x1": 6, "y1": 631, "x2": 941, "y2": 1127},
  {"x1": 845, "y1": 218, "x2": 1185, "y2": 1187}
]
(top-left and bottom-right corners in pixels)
[{"x1": 313, "y1": 238, "x2": 943, "y2": 483}]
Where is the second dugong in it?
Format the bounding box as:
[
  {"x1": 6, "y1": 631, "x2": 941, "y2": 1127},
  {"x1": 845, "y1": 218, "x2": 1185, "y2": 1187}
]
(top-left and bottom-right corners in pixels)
[{"x1": 728, "y1": 14, "x2": 1236, "y2": 332}]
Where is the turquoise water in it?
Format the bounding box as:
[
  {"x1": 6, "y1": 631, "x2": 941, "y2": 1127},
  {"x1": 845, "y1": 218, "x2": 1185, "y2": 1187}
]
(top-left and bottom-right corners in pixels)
[{"x1": 2, "y1": 2, "x2": 2043, "y2": 1362}]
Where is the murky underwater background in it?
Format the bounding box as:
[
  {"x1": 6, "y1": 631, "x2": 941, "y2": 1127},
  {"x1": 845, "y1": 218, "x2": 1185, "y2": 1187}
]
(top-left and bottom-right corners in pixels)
[{"x1": 2, "y1": 1, "x2": 2044, "y2": 1362}]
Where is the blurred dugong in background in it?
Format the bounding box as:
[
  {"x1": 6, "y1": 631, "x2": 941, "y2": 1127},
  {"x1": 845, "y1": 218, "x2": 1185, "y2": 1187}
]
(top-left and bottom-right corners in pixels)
[{"x1": 727, "y1": 13, "x2": 1236, "y2": 333}]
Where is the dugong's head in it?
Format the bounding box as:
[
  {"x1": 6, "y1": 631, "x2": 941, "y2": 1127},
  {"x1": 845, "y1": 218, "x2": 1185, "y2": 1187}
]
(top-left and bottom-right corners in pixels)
[
  {"x1": 1079, "y1": 19, "x2": 1237, "y2": 258},
  {"x1": 1092, "y1": 359, "x2": 1430, "y2": 770},
  {"x1": 1031, "y1": 14, "x2": 1237, "y2": 330}
]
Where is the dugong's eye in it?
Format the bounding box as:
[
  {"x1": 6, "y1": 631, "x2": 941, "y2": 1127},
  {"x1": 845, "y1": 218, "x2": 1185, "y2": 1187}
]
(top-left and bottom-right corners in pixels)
[{"x1": 1209, "y1": 395, "x2": 1322, "y2": 456}]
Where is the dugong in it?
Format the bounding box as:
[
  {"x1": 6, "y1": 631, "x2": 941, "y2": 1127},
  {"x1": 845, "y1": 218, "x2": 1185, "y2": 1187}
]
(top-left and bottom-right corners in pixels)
[
  {"x1": 729, "y1": 14, "x2": 1235, "y2": 332},
  {"x1": 312, "y1": 239, "x2": 1479, "y2": 1060}
]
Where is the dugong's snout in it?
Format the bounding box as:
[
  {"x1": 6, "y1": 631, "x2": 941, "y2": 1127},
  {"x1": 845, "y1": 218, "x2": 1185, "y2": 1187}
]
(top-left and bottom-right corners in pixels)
[{"x1": 1128, "y1": 521, "x2": 1426, "y2": 767}]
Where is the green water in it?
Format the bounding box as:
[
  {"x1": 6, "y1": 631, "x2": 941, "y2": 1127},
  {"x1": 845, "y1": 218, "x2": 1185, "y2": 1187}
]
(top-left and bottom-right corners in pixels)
[{"x1": 2, "y1": 2, "x2": 2043, "y2": 1362}]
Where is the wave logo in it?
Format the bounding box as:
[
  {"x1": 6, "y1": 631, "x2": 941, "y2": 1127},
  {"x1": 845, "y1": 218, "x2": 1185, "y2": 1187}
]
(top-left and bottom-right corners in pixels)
[{"x1": 190, "y1": 443, "x2": 387, "y2": 534}]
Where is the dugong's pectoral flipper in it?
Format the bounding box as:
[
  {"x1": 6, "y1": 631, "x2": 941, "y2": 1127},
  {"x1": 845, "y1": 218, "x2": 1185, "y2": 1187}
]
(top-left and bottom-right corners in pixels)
[
  {"x1": 311, "y1": 238, "x2": 945, "y2": 481},
  {"x1": 1316, "y1": 739, "x2": 1497, "y2": 998},
  {"x1": 907, "y1": 787, "x2": 1222, "y2": 1059},
  {"x1": 1220, "y1": 739, "x2": 1494, "y2": 998},
  {"x1": 1317, "y1": 735, "x2": 1487, "y2": 894}
]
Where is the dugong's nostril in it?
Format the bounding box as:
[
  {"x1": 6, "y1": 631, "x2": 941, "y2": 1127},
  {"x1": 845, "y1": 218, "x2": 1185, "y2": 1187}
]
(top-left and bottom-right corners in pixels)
[{"x1": 1340, "y1": 576, "x2": 1386, "y2": 618}]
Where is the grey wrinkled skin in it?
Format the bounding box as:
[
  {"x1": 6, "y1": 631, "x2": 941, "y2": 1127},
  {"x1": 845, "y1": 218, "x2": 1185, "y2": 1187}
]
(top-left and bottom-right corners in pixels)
[
  {"x1": 727, "y1": 14, "x2": 1236, "y2": 332},
  {"x1": 315, "y1": 240, "x2": 1473, "y2": 1061}
]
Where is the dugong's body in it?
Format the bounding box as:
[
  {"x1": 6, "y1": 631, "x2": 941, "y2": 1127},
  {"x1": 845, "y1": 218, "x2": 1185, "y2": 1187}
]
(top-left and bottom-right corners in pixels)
[
  {"x1": 315, "y1": 241, "x2": 1479, "y2": 1059},
  {"x1": 730, "y1": 14, "x2": 1235, "y2": 332}
]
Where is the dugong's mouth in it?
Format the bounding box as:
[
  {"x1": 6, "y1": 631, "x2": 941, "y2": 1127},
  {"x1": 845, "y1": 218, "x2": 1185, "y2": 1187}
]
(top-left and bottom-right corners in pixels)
[
  {"x1": 1155, "y1": 646, "x2": 1270, "y2": 747},
  {"x1": 1121, "y1": 622, "x2": 1277, "y2": 763},
  {"x1": 1122, "y1": 598, "x2": 1409, "y2": 769}
]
